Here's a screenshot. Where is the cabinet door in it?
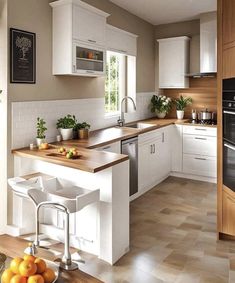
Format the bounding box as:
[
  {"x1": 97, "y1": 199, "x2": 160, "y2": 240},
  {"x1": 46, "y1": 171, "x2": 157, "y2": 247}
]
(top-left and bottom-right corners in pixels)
[
  {"x1": 222, "y1": 187, "x2": 235, "y2": 236},
  {"x1": 73, "y1": 6, "x2": 106, "y2": 47},
  {"x1": 171, "y1": 125, "x2": 183, "y2": 172},
  {"x1": 223, "y1": 0, "x2": 235, "y2": 46},
  {"x1": 158, "y1": 38, "x2": 189, "y2": 88},
  {"x1": 138, "y1": 142, "x2": 153, "y2": 192},
  {"x1": 223, "y1": 47, "x2": 235, "y2": 79}
]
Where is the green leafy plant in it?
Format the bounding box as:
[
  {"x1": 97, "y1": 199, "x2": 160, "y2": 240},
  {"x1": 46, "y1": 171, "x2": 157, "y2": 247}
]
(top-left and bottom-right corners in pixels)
[
  {"x1": 75, "y1": 122, "x2": 91, "y2": 130},
  {"x1": 36, "y1": 117, "x2": 47, "y2": 139},
  {"x1": 56, "y1": 115, "x2": 77, "y2": 129},
  {"x1": 174, "y1": 95, "x2": 193, "y2": 111},
  {"x1": 150, "y1": 95, "x2": 172, "y2": 113}
]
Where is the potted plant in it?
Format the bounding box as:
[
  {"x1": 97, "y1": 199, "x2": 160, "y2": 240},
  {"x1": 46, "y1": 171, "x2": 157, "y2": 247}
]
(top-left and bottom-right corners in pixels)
[
  {"x1": 36, "y1": 117, "x2": 47, "y2": 146},
  {"x1": 174, "y1": 95, "x2": 193, "y2": 120},
  {"x1": 150, "y1": 95, "x2": 172, "y2": 119},
  {"x1": 56, "y1": 115, "x2": 77, "y2": 141},
  {"x1": 76, "y1": 122, "x2": 91, "y2": 139}
]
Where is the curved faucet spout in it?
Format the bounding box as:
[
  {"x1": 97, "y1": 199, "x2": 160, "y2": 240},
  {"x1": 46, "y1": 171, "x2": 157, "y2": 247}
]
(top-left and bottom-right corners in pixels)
[{"x1": 117, "y1": 96, "x2": 137, "y2": 127}]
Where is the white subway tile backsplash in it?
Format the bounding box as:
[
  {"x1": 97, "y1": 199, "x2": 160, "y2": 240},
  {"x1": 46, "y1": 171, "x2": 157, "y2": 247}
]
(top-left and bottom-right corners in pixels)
[{"x1": 12, "y1": 92, "x2": 155, "y2": 149}]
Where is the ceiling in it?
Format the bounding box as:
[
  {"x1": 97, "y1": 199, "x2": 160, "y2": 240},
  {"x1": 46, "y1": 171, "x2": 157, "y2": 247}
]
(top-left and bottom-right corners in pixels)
[{"x1": 109, "y1": 0, "x2": 217, "y2": 25}]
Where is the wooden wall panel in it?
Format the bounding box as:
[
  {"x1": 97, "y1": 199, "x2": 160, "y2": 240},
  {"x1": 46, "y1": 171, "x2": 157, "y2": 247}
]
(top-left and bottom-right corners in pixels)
[{"x1": 163, "y1": 77, "x2": 217, "y2": 119}]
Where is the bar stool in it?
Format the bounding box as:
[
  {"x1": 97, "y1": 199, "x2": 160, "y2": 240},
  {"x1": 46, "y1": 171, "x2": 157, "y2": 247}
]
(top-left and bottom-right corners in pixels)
[{"x1": 27, "y1": 187, "x2": 100, "y2": 271}]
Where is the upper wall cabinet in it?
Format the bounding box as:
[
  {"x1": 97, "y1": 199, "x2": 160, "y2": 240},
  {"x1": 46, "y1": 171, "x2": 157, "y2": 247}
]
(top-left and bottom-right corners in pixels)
[
  {"x1": 222, "y1": 0, "x2": 235, "y2": 79},
  {"x1": 50, "y1": 0, "x2": 109, "y2": 76},
  {"x1": 106, "y1": 25, "x2": 138, "y2": 56},
  {"x1": 157, "y1": 36, "x2": 190, "y2": 89}
]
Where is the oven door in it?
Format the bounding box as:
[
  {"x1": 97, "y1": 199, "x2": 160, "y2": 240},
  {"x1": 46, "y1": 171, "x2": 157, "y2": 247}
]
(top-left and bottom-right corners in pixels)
[
  {"x1": 223, "y1": 110, "x2": 235, "y2": 143},
  {"x1": 223, "y1": 142, "x2": 235, "y2": 191}
]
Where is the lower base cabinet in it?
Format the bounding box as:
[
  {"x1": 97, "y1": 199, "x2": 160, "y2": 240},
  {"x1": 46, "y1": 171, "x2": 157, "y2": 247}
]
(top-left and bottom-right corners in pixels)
[{"x1": 222, "y1": 187, "x2": 235, "y2": 236}]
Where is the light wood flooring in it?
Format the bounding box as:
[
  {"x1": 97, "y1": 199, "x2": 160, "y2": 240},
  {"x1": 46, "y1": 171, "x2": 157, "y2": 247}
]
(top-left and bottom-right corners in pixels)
[{"x1": 4, "y1": 177, "x2": 235, "y2": 282}]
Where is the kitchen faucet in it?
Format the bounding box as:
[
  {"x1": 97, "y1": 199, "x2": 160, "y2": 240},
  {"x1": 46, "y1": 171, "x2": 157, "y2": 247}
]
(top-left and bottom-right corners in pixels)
[{"x1": 117, "y1": 96, "x2": 137, "y2": 127}]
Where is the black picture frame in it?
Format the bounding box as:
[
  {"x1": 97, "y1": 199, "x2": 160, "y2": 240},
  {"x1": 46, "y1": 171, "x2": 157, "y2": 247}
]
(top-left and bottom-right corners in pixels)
[{"x1": 10, "y1": 28, "x2": 36, "y2": 84}]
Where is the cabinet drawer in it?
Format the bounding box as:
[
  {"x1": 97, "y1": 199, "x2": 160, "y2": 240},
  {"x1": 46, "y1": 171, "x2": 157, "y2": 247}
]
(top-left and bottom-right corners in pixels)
[
  {"x1": 95, "y1": 142, "x2": 120, "y2": 154},
  {"x1": 183, "y1": 135, "x2": 217, "y2": 157},
  {"x1": 183, "y1": 125, "x2": 217, "y2": 137},
  {"x1": 183, "y1": 154, "x2": 216, "y2": 178}
]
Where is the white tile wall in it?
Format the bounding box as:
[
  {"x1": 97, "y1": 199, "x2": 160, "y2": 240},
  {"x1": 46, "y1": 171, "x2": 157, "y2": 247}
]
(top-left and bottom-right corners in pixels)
[{"x1": 12, "y1": 92, "x2": 155, "y2": 149}]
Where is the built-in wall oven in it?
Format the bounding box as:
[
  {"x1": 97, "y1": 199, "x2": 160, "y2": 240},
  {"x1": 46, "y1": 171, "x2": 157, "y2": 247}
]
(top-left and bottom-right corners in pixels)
[{"x1": 223, "y1": 78, "x2": 235, "y2": 191}]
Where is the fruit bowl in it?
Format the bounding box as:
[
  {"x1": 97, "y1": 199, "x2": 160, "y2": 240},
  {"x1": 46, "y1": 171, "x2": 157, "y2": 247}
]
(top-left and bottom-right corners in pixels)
[{"x1": 44, "y1": 260, "x2": 59, "y2": 283}]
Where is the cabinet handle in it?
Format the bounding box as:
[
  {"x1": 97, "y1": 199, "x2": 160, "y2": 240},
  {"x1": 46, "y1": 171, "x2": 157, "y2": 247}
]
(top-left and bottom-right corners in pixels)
[
  {"x1": 162, "y1": 133, "x2": 165, "y2": 143},
  {"x1": 224, "y1": 143, "x2": 235, "y2": 151},
  {"x1": 223, "y1": 110, "x2": 235, "y2": 115},
  {"x1": 150, "y1": 145, "x2": 153, "y2": 154},
  {"x1": 195, "y1": 128, "x2": 207, "y2": 131},
  {"x1": 88, "y1": 39, "x2": 96, "y2": 43},
  {"x1": 153, "y1": 144, "x2": 156, "y2": 154},
  {"x1": 195, "y1": 137, "x2": 207, "y2": 140},
  {"x1": 195, "y1": 157, "x2": 207, "y2": 161}
]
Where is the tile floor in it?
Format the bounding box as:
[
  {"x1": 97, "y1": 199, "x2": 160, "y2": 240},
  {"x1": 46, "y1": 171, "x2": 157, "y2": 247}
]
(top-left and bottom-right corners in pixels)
[{"x1": 30, "y1": 177, "x2": 235, "y2": 282}]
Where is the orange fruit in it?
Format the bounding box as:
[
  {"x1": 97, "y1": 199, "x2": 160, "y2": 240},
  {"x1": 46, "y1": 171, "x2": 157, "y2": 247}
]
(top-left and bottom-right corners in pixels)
[
  {"x1": 28, "y1": 275, "x2": 44, "y2": 283},
  {"x1": 42, "y1": 268, "x2": 56, "y2": 283},
  {"x1": 1, "y1": 268, "x2": 15, "y2": 283},
  {"x1": 19, "y1": 260, "x2": 37, "y2": 277},
  {"x1": 23, "y1": 255, "x2": 36, "y2": 262},
  {"x1": 34, "y1": 258, "x2": 47, "y2": 274},
  {"x1": 10, "y1": 275, "x2": 27, "y2": 283},
  {"x1": 10, "y1": 257, "x2": 23, "y2": 274}
]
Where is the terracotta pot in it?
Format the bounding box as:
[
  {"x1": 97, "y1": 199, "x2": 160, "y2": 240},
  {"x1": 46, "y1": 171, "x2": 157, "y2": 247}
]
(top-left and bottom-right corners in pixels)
[
  {"x1": 78, "y1": 129, "x2": 89, "y2": 139},
  {"x1": 155, "y1": 110, "x2": 167, "y2": 119}
]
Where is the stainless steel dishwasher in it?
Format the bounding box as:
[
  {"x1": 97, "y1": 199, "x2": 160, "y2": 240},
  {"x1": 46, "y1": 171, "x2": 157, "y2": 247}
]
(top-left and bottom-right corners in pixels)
[{"x1": 121, "y1": 137, "x2": 138, "y2": 196}]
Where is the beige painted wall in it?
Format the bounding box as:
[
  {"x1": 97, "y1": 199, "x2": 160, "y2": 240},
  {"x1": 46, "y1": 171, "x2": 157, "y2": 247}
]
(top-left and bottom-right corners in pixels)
[
  {"x1": 155, "y1": 20, "x2": 200, "y2": 90},
  {"x1": 8, "y1": 0, "x2": 155, "y2": 103}
]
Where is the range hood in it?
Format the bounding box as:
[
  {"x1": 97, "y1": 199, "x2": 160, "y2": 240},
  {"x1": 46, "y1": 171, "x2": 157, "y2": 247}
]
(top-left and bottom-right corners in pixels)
[{"x1": 187, "y1": 12, "x2": 217, "y2": 78}]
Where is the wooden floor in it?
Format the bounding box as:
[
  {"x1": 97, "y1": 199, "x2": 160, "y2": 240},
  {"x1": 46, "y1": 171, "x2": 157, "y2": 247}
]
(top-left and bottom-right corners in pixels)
[{"x1": 3, "y1": 177, "x2": 235, "y2": 282}]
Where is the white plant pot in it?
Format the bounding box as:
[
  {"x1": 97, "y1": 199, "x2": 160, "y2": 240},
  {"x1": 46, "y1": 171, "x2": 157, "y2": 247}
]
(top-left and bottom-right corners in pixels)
[
  {"x1": 36, "y1": 138, "x2": 45, "y2": 147},
  {"x1": 177, "y1": 110, "x2": 185, "y2": 120},
  {"x1": 60, "y1": 128, "x2": 73, "y2": 141},
  {"x1": 155, "y1": 110, "x2": 167, "y2": 119}
]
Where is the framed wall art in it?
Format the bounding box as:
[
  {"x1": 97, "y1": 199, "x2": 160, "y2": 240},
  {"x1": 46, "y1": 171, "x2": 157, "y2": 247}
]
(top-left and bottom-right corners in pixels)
[{"x1": 10, "y1": 28, "x2": 36, "y2": 84}]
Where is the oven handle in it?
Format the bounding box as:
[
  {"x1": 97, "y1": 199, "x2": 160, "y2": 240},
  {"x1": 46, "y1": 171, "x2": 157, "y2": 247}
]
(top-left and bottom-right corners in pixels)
[
  {"x1": 224, "y1": 143, "x2": 235, "y2": 151},
  {"x1": 223, "y1": 110, "x2": 235, "y2": 115}
]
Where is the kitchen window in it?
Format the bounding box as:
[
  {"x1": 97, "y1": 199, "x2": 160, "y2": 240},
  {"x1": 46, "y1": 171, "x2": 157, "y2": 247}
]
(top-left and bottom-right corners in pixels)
[{"x1": 105, "y1": 51, "x2": 136, "y2": 116}]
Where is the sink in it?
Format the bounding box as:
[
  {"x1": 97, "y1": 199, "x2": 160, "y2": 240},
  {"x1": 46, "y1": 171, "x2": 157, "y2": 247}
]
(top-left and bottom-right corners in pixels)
[{"x1": 124, "y1": 123, "x2": 155, "y2": 129}]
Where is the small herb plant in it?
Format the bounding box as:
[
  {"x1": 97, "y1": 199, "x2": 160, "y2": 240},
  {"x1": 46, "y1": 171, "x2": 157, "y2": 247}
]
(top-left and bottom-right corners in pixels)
[
  {"x1": 174, "y1": 95, "x2": 193, "y2": 111},
  {"x1": 56, "y1": 115, "x2": 77, "y2": 129},
  {"x1": 150, "y1": 95, "x2": 172, "y2": 113},
  {"x1": 76, "y1": 122, "x2": 91, "y2": 130},
  {"x1": 36, "y1": 117, "x2": 47, "y2": 139}
]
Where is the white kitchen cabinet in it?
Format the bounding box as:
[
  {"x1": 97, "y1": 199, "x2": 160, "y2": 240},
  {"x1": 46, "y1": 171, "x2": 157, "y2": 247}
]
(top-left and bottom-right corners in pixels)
[
  {"x1": 171, "y1": 125, "x2": 183, "y2": 172},
  {"x1": 50, "y1": 0, "x2": 109, "y2": 76},
  {"x1": 73, "y1": 4, "x2": 107, "y2": 47},
  {"x1": 106, "y1": 25, "x2": 138, "y2": 56},
  {"x1": 138, "y1": 127, "x2": 171, "y2": 192},
  {"x1": 158, "y1": 36, "x2": 190, "y2": 89},
  {"x1": 182, "y1": 125, "x2": 217, "y2": 178}
]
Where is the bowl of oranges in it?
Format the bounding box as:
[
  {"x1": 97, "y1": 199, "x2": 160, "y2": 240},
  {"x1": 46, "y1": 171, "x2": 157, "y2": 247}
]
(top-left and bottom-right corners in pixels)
[{"x1": 1, "y1": 254, "x2": 58, "y2": 283}]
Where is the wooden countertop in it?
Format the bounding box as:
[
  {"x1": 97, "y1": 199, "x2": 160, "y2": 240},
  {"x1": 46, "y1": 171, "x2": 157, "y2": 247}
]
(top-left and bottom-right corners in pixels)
[
  {"x1": 0, "y1": 235, "x2": 103, "y2": 283},
  {"x1": 12, "y1": 118, "x2": 217, "y2": 173}
]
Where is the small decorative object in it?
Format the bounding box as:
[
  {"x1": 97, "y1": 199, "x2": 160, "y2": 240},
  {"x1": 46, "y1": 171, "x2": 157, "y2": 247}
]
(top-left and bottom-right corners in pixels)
[
  {"x1": 150, "y1": 95, "x2": 172, "y2": 119},
  {"x1": 174, "y1": 95, "x2": 193, "y2": 120},
  {"x1": 10, "y1": 28, "x2": 36, "y2": 83},
  {"x1": 56, "y1": 115, "x2": 77, "y2": 141},
  {"x1": 29, "y1": 143, "x2": 35, "y2": 150},
  {"x1": 36, "y1": 117, "x2": 47, "y2": 147},
  {"x1": 87, "y1": 52, "x2": 93, "y2": 59},
  {"x1": 56, "y1": 135, "x2": 62, "y2": 142},
  {"x1": 76, "y1": 122, "x2": 91, "y2": 139}
]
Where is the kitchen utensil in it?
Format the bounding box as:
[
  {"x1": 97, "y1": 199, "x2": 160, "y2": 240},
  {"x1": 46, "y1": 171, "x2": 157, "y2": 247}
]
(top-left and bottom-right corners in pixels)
[
  {"x1": 200, "y1": 108, "x2": 212, "y2": 120},
  {"x1": 192, "y1": 110, "x2": 197, "y2": 120}
]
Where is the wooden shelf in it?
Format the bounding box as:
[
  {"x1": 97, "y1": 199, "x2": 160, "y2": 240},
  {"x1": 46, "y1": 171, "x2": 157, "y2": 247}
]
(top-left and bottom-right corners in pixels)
[{"x1": 76, "y1": 57, "x2": 103, "y2": 63}]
